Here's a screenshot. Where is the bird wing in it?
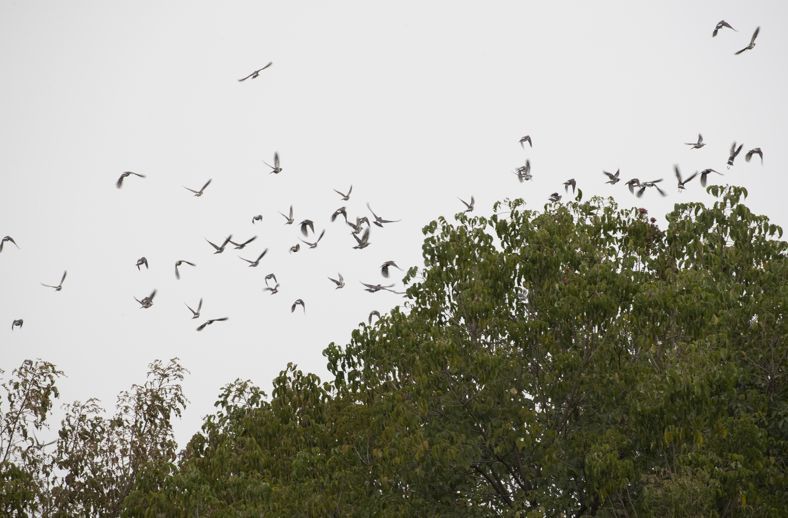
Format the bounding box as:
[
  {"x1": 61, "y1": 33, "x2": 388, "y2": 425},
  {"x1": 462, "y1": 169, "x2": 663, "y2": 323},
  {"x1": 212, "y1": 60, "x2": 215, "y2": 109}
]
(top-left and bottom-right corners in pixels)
[
  {"x1": 116, "y1": 175, "x2": 125, "y2": 188},
  {"x1": 185, "y1": 303, "x2": 196, "y2": 315},
  {"x1": 751, "y1": 26, "x2": 760, "y2": 44},
  {"x1": 206, "y1": 239, "x2": 220, "y2": 251},
  {"x1": 184, "y1": 186, "x2": 200, "y2": 194},
  {"x1": 149, "y1": 289, "x2": 157, "y2": 300},
  {"x1": 674, "y1": 166, "x2": 682, "y2": 182},
  {"x1": 735, "y1": 46, "x2": 749, "y2": 55},
  {"x1": 240, "y1": 256, "x2": 255, "y2": 264},
  {"x1": 196, "y1": 321, "x2": 209, "y2": 331},
  {"x1": 197, "y1": 298, "x2": 203, "y2": 312},
  {"x1": 60, "y1": 271, "x2": 67, "y2": 285},
  {"x1": 41, "y1": 283, "x2": 57, "y2": 289},
  {"x1": 175, "y1": 264, "x2": 181, "y2": 279},
  {"x1": 201, "y1": 179, "x2": 212, "y2": 191},
  {"x1": 366, "y1": 203, "x2": 379, "y2": 220},
  {"x1": 274, "y1": 152, "x2": 280, "y2": 168},
  {"x1": 316, "y1": 229, "x2": 325, "y2": 243},
  {"x1": 257, "y1": 249, "x2": 269, "y2": 261},
  {"x1": 241, "y1": 236, "x2": 258, "y2": 247}
]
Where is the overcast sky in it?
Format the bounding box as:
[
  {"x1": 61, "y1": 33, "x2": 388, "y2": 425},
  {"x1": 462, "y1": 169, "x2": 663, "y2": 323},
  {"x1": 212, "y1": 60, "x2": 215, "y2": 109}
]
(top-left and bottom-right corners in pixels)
[{"x1": 1, "y1": 1, "x2": 786, "y2": 448}]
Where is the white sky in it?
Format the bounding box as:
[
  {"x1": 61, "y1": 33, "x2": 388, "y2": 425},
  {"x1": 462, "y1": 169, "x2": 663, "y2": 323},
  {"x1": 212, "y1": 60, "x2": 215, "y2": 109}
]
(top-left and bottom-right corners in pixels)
[{"x1": 1, "y1": 1, "x2": 786, "y2": 448}]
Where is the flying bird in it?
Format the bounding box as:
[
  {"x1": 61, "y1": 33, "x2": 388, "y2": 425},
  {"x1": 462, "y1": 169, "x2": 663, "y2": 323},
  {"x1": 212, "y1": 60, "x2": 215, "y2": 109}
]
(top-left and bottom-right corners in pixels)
[
  {"x1": 299, "y1": 219, "x2": 315, "y2": 237},
  {"x1": 367, "y1": 203, "x2": 400, "y2": 227},
  {"x1": 206, "y1": 235, "x2": 234, "y2": 254},
  {"x1": 603, "y1": 170, "x2": 620, "y2": 185},
  {"x1": 625, "y1": 178, "x2": 641, "y2": 194},
  {"x1": 231, "y1": 236, "x2": 258, "y2": 250},
  {"x1": 264, "y1": 273, "x2": 279, "y2": 294},
  {"x1": 238, "y1": 62, "x2": 273, "y2": 82},
  {"x1": 279, "y1": 206, "x2": 294, "y2": 225},
  {"x1": 564, "y1": 178, "x2": 577, "y2": 193},
  {"x1": 727, "y1": 142, "x2": 744, "y2": 168},
  {"x1": 264, "y1": 152, "x2": 283, "y2": 175},
  {"x1": 11, "y1": 319, "x2": 23, "y2": 331},
  {"x1": 41, "y1": 271, "x2": 67, "y2": 291},
  {"x1": 175, "y1": 260, "x2": 196, "y2": 280},
  {"x1": 699, "y1": 169, "x2": 723, "y2": 187},
  {"x1": 0, "y1": 236, "x2": 19, "y2": 252},
  {"x1": 381, "y1": 260, "x2": 402, "y2": 278},
  {"x1": 184, "y1": 179, "x2": 212, "y2": 197},
  {"x1": 291, "y1": 299, "x2": 306, "y2": 313},
  {"x1": 328, "y1": 273, "x2": 345, "y2": 289},
  {"x1": 136, "y1": 257, "x2": 148, "y2": 270},
  {"x1": 685, "y1": 134, "x2": 705, "y2": 149},
  {"x1": 361, "y1": 282, "x2": 396, "y2": 293},
  {"x1": 519, "y1": 135, "x2": 532, "y2": 148},
  {"x1": 301, "y1": 229, "x2": 325, "y2": 249},
  {"x1": 334, "y1": 186, "x2": 352, "y2": 201},
  {"x1": 289, "y1": 243, "x2": 301, "y2": 253},
  {"x1": 548, "y1": 193, "x2": 562, "y2": 203},
  {"x1": 134, "y1": 289, "x2": 157, "y2": 309},
  {"x1": 745, "y1": 147, "x2": 763, "y2": 164},
  {"x1": 734, "y1": 27, "x2": 760, "y2": 55},
  {"x1": 197, "y1": 317, "x2": 228, "y2": 332},
  {"x1": 713, "y1": 20, "x2": 735, "y2": 37},
  {"x1": 331, "y1": 206, "x2": 348, "y2": 223},
  {"x1": 674, "y1": 166, "x2": 698, "y2": 191},
  {"x1": 240, "y1": 248, "x2": 268, "y2": 267},
  {"x1": 347, "y1": 216, "x2": 370, "y2": 235},
  {"x1": 636, "y1": 179, "x2": 666, "y2": 198},
  {"x1": 116, "y1": 171, "x2": 145, "y2": 189},
  {"x1": 352, "y1": 227, "x2": 371, "y2": 249},
  {"x1": 458, "y1": 196, "x2": 475, "y2": 213},
  {"x1": 368, "y1": 310, "x2": 381, "y2": 324},
  {"x1": 252, "y1": 214, "x2": 263, "y2": 224},
  {"x1": 185, "y1": 298, "x2": 203, "y2": 319},
  {"x1": 514, "y1": 160, "x2": 532, "y2": 182}
]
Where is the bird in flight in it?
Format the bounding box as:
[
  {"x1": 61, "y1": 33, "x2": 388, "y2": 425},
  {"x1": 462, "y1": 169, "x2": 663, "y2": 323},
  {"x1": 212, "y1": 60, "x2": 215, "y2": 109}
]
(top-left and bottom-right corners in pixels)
[
  {"x1": 301, "y1": 229, "x2": 325, "y2": 249},
  {"x1": 238, "y1": 62, "x2": 273, "y2": 82},
  {"x1": 334, "y1": 186, "x2": 352, "y2": 201},
  {"x1": 713, "y1": 20, "x2": 735, "y2": 37},
  {"x1": 458, "y1": 196, "x2": 475, "y2": 213},
  {"x1": 0, "y1": 236, "x2": 19, "y2": 253},
  {"x1": 347, "y1": 216, "x2": 370, "y2": 235},
  {"x1": 727, "y1": 142, "x2": 744, "y2": 168},
  {"x1": 264, "y1": 273, "x2": 280, "y2": 294},
  {"x1": 264, "y1": 152, "x2": 283, "y2": 174},
  {"x1": 328, "y1": 273, "x2": 345, "y2": 289},
  {"x1": 381, "y1": 260, "x2": 402, "y2": 278},
  {"x1": 367, "y1": 203, "x2": 400, "y2": 227},
  {"x1": 136, "y1": 257, "x2": 149, "y2": 270},
  {"x1": 11, "y1": 319, "x2": 23, "y2": 331},
  {"x1": 636, "y1": 179, "x2": 666, "y2": 198},
  {"x1": 548, "y1": 192, "x2": 562, "y2": 203},
  {"x1": 299, "y1": 220, "x2": 315, "y2": 237},
  {"x1": 361, "y1": 282, "x2": 395, "y2": 293},
  {"x1": 745, "y1": 147, "x2": 763, "y2": 164},
  {"x1": 116, "y1": 171, "x2": 145, "y2": 189},
  {"x1": 197, "y1": 317, "x2": 229, "y2": 332},
  {"x1": 240, "y1": 248, "x2": 268, "y2": 267},
  {"x1": 368, "y1": 310, "x2": 381, "y2": 324},
  {"x1": 185, "y1": 298, "x2": 203, "y2": 319},
  {"x1": 279, "y1": 206, "x2": 294, "y2": 225},
  {"x1": 184, "y1": 179, "x2": 212, "y2": 197},
  {"x1": 206, "y1": 235, "x2": 234, "y2": 254},
  {"x1": 685, "y1": 134, "x2": 705, "y2": 149},
  {"x1": 603, "y1": 170, "x2": 620, "y2": 185},
  {"x1": 519, "y1": 135, "x2": 532, "y2": 148},
  {"x1": 735, "y1": 27, "x2": 760, "y2": 55},
  {"x1": 331, "y1": 206, "x2": 348, "y2": 223},
  {"x1": 291, "y1": 299, "x2": 306, "y2": 313},
  {"x1": 514, "y1": 160, "x2": 532, "y2": 183},
  {"x1": 175, "y1": 260, "x2": 196, "y2": 280},
  {"x1": 699, "y1": 169, "x2": 723, "y2": 187},
  {"x1": 564, "y1": 178, "x2": 577, "y2": 193},
  {"x1": 625, "y1": 178, "x2": 641, "y2": 194},
  {"x1": 674, "y1": 166, "x2": 698, "y2": 191},
  {"x1": 289, "y1": 243, "x2": 301, "y2": 253},
  {"x1": 41, "y1": 270, "x2": 67, "y2": 291},
  {"x1": 231, "y1": 236, "x2": 258, "y2": 250},
  {"x1": 252, "y1": 214, "x2": 263, "y2": 224},
  {"x1": 134, "y1": 289, "x2": 157, "y2": 309},
  {"x1": 353, "y1": 227, "x2": 371, "y2": 249}
]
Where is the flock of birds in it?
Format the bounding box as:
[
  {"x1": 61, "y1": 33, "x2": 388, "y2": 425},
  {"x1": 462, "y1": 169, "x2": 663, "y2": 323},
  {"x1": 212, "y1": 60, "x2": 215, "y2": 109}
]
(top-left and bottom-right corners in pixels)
[{"x1": 3, "y1": 18, "x2": 768, "y2": 334}]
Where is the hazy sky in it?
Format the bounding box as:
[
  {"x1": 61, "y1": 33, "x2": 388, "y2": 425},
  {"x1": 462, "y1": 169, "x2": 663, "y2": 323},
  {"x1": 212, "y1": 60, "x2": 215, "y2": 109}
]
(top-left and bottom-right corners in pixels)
[{"x1": 1, "y1": 1, "x2": 786, "y2": 448}]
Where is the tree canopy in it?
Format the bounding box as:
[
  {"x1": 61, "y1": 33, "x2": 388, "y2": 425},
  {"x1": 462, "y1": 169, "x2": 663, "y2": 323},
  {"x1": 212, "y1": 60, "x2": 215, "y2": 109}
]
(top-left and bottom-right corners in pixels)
[{"x1": 2, "y1": 186, "x2": 786, "y2": 516}]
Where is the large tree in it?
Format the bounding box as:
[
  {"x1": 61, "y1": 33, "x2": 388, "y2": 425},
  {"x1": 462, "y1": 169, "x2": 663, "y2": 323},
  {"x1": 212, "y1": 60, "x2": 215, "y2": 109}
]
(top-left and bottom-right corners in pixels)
[{"x1": 122, "y1": 186, "x2": 786, "y2": 516}]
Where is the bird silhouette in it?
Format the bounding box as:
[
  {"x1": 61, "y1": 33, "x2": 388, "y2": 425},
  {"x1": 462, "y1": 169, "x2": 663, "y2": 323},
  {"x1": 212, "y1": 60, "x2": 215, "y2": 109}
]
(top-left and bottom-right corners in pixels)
[
  {"x1": 238, "y1": 62, "x2": 273, "y2": 82},
  {"x1": 727, "y1": 142, "x2": 744, "y2": 168},
  {"x1": 252, "y1": 214, "x2": 263, "y2": 224},
  {"x1": 564, "y1": 179, "x2": 576, "y2": 193},
  {"x1": 328, "y1": 273, "x2": 345, "y2": 289},
  {"x1": 367, "y1": 203, "x2": 400, "y2": 227},
  {"x1": 264, "y1": 152, "x2": 283, "y2": 174},
  {"x1": 361, "y1": 282, "x2": 395, "y2": 293},
  {"x1": 514, "y1": 160, "x2": 532, "y2": 182},
  {"x1": 331, "y1": 206, "x2": 348, "y2": 223},
  {"x1": 458, "y1": 196, "x2": 475, "y2": 213},
  {"x1": 206, "y1": 235, "x2": 233, "y2": 254},
  {"x1": 41, "y1": 271, "x2": 67, "y2": 291},
  {"x1": 381, "y1": 260, "x2": 402, "y2": 278},
  {"x1": 279, "y1": 206, "x2": 294, "y2": 225},
  {"x1": 134, "y1": 289, "x2": 157, "y2": 309},
  {"x1": 231, "y1": 236, "x2": 258, "y2": 250},
  {"x1": 184, "y1": 179, "x2": 212, "y2": 197},
  {"x1": 548, "y1": 193, "x2": 561, "y2": 203},
  {"x1": 625, "y1": 178, "x2": 641, "y2": 193},
  {"x1": 636, "y1": 179, "x2": 666, "y2": 198},
  {"x1": 745, "y1": 147, "x2": 763, "y2": 164},
  {"x1": 368, "y1": 310, "x2": 381, "y2": 324},
  {"x1": 197, "y1": 317, "x2": 228, "y2": 331},
  {"x1": 116, "y1": 171, "x2": 145, "y2": 189},
  {"x1": 352, "y1": 227, "x2": 371, "y2": 249},
  {"x1": 674, "y1": 166, "x2": 698, "y2": 191},
  {"x1": 699, "y1": 169, "x2": 723, "y2": 187},
  {"x1": 291, "y1": 299, "x2": 306, "y2": 313},
  {"x1": 11, "y1": 319, "x2": 23, "y2": 331},
  {"x1": 175, "y1": 260, "x2": 196, "y2": 280},
  {"x1": 685, "y1": 134, "x2": 705, "y2": 149},
  {"x1": 239, "y1": 249, "x2": 268, "y2": 267},
  {"x1": 334, "y1": 186, "x2": 352, "y2": 201},
  {"x1": 289, "y1": 243, "x2": 301, "y2": 254},
  {"x1": 299, "y1": 220, "x2": 315, "y2": 237},
  {"x1": 603, "y1": 170, "x2": 620, "y2": 185},
  {"x1": 713, "y1": 20, "x2": 735, "y2": 37},
  {"x1": 519, "y1": 135, "x2": 532, "y2": 148},
  {"x1": 0, "y1": 236, "x2": 19, "y2": 253},
  {"x1": 185, "y1": 298, "x2": 203, "y2": 319},
  {"x1": 734, "y1": 27, "x2": 760, "y2": 55},
  {"x1": 136, "y1": 257, "x2": 148, "y2": 270},
  {"x1": 301, "y1": 229, "x2": 325, "y2": 249}
]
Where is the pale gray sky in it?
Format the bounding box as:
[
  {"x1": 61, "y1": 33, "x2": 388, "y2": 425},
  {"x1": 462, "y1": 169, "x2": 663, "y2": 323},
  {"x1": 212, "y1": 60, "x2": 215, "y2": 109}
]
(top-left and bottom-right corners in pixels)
[{"x1": 1, "y1": 1, "x2": 786, "y2": 448}]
